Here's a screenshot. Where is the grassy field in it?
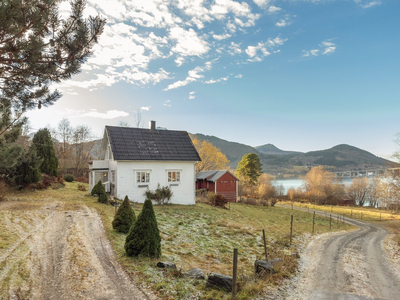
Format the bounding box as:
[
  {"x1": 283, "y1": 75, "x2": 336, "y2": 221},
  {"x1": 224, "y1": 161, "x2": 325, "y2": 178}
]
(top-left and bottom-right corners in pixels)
[
  {"x1": 280, "y1": 201, "x2": 400, "y2": 222},
  {"x1": 3, "y1": 183, "x2": 355, "y2": 299}
]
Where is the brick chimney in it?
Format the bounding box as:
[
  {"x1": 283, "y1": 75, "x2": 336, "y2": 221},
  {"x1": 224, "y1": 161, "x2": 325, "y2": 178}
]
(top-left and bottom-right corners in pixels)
[{"x1": 149, "y1": 120, "x2": 156, "y2": 130}]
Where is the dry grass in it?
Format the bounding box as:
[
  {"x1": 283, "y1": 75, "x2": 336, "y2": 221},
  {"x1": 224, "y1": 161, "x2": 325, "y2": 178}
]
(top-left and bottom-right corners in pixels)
[
  {"x1": 280, "y1": 201, "x2": 400, "y2": 222},
  {"x1": 1, "y1": 183, "x2": 356, "y2": 299}
]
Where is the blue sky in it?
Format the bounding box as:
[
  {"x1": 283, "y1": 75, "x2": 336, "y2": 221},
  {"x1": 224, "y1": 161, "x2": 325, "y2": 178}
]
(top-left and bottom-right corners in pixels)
[{"x1": 27, "y1": 0, "x2": 400, "y2": 159}]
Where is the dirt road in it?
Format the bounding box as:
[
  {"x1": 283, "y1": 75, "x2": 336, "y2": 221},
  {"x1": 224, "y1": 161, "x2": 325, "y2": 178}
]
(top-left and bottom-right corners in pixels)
[
  {"x1": 282, "y1": 206, "x2": 400, "y2": 300},
  {"x1": 0, "y1": 202, "x2": 155, "y2": 300}
]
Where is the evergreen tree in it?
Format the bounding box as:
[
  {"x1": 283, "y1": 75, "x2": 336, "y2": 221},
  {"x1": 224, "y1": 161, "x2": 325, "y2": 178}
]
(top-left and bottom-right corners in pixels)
[
  {"x1": 0, "y1": 0, "x2": 106, "y2": 137},
  {"x1": 15, "y1": 149, "x2": 42, "y2": 186},
  {"x1": 237, "y1": 153, "x2": 262, "y2": 186},
  {"x1": 91, "y1": 180, "x2": 104, "y2": 196},
  {"x1": 98, "y1": 191, "x2": 108, "y2": 204},
  {"x1": 31, "y1": 128, "x2": 58, "y2": 176},
  {"x1": 124, "y1": 199, "x2": 161, "y2": 258},
  {"x1": 0, "y1": 125, "x2": 24, "y2": 180},
  {"x1": 112, "y1": 196, "x2": 136, "y2": 233}
]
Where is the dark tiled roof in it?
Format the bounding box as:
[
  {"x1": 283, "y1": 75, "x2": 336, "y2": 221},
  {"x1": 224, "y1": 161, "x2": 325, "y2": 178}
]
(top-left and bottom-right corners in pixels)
[{"x1": 106, "y1": 126, "x2": 201, "y2": 161}]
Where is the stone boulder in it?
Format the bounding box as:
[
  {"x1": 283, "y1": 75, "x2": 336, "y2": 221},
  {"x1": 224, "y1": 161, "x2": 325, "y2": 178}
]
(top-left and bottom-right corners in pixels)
[
  {"x1": 156, "y1": 262, "x2": 177, "y2": 270},
  {"x1": 206, "y1": 272, "x2": 233, "y2": 292},
  {"x1": 183, "y1": 268, "x2": 205, "y2": 280},
  {"x1": 254, "y1": 258, "x2": 282, "y2": 276}
]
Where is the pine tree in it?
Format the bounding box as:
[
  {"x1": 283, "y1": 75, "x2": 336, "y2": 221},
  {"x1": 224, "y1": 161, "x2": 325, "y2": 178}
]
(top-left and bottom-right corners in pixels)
[
  {"x1": 15, "y1": 149, "x2": 41, "y2": 186},
  {"x1": 124, "y1": 199, "x2": 161, "y2": 258},
  {"x1": 31, "y1": 128, "x2": 58, "y2": 176},
  {"x1": 112, "y1": 196, "x2": 136, "y2": 233},
  {"x1": 0, "y1": 0, "x2": 106, "y2": 138}
]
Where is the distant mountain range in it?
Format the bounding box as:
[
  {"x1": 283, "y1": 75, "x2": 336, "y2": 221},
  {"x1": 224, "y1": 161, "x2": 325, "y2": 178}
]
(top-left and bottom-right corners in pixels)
[{"x1": 191, "y1": 133, "x2": 396, "y2": 177}]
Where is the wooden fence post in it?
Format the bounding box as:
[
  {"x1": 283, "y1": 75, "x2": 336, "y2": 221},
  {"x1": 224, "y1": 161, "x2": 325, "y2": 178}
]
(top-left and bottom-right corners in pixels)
[
  {"x1": 290, "y1": 215, "x2": 293, "y2": 245},
  {"x1": 232, "y1": 249, "x2": 238, "y2": 298},
  {"x1": 330, "y1": 214, "x2": 332, "y2": 230},
  {"x1": 337, "y1": 215, "x2": 339, "y2": 227},
  {"x1": 380, "y1": 213, "x2": 382, "y2": 221},
  {"x1": 262, "y1": 230, "x2": 267, "y2": 261},
  {"x1": 361, "y1": 212, "x2": 363, "y2": 220},
  {"x1": 312, "y1": 212, "x2": 315, "y2": 235}
]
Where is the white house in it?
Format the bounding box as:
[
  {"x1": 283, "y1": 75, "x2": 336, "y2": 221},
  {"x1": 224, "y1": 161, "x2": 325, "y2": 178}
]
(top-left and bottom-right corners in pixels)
[{"x1": 89, "y1": 121, "x2": 201, "y2": 205}]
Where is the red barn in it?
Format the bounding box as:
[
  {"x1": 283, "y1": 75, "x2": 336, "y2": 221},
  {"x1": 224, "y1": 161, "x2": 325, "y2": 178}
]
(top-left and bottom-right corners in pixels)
[{"x1": 196, "y1": 170, "x2": 239, "y2": 202}]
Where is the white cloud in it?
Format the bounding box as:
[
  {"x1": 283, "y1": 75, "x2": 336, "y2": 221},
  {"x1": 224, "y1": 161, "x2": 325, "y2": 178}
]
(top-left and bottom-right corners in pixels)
[
  {"x1": 360, "y1": 1, "x2": 382, "y2": 8},
  {"x1": 268, "y1": 6, "x2": 281, "y2": 13},
  {"x1": 189, "y1": 91, "x2": 195, "y2": 94},
  {"x1": 228, "y1": 42, "x2": 242, "y2": 55},
  {"x1": 320, "y1": 40, "x2": 337, "y2": 55},
  {"x1": 79, "y1": 110, "x2": 129, "y2": 119},
  {"x1": 213, "y1": 33, "x2": 232, "y2": 40},
  {"x1": 163, "y1": 100, "x2": 172, "y2": 107},
  {"x1": 245, "y1": 36, "x2": 287, "y2": 62},
  {"x1": 164, "y1": 61, "x2": 214, "y2": 91},
  {"x1": 235, "y1": 74, "x2": 243, "y2": 78},
  {"x1": 275, "y1": 15, "x2": 292, "y2": 27},
  {"x1": 253, "y1": 0, "x2": 269, "y2": 8},
  {"x1": 204, "y1": 76, "x2": 229, "y2": 84},
  {"x1": 169, "y1": 27, "x2": 210, "y2": 58},
  {"x1": 140, "y1": 106, "x2": 151, "y2": 111},
  {"x1": 302, "y1": 39, "x2": 337, "y2": 57}
]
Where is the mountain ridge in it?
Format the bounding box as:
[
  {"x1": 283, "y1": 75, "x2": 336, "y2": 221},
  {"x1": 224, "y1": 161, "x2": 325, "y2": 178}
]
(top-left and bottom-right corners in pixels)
[{"x1": 190, "y1": 133, "x2": 396, "y2": 176}]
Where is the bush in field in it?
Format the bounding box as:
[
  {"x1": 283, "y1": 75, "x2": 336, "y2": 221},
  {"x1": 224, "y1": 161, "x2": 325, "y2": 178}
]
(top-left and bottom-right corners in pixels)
[
  {"x1": 144, "y1": 184, "x2": 173, "y2": 206},
  {"x1": 64, "y1": 174, "x2": 75, "y2": 182},
  {"x1": 208, "y1": 192, "x2": 228, "y2": 208},
  {"x1": 91, "y1": 180, "x2": 104, "y2": 196},
  {"x1": 36, "y1": 174, "x2": 55, "y2": 190},
  {"x1": 112, "y1": 196, "x2": 136, "y2": 233},
  {"x1": 270, "y1": 198, "x2": 277, "y2": 207},
  {"x1": 77, "y1": 184, "x2": 87, "y2": 191},
  {"x1": 124, "y1": 199, "x2": 161, "y2": 258}
]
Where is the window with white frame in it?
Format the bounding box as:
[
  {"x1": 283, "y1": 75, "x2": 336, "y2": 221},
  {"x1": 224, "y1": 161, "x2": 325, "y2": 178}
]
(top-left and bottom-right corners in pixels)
[
  {"x1": 168, "y1": 171, "x2": 180, "y2": 183},
  {"x1": 136, "y1": 171, "x2": 150, "y2": 183}
]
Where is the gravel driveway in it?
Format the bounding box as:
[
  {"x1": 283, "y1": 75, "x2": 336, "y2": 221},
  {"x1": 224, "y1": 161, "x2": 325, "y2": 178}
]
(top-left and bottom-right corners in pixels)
[
  {"x1": 0, "y1": 201, "x2": 156, "y2": 300},
  {"x1": 280, "y1": 206, "x2": 400, "y2": 300}
]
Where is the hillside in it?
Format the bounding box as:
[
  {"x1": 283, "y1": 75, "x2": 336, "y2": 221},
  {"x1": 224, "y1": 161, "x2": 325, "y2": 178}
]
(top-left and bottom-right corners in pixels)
[
  {"x1": 255, "y1": 143, "x2": 302, "y2": 155},
  {"x1": 190, "y1": 134, "x2": 396, "y2": 177}
]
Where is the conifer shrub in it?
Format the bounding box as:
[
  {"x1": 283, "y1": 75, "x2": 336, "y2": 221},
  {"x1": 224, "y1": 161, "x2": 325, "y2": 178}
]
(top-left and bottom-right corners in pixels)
[
  {"x1": 124, "y1": 199, "x2": 161, "y2": 258},
  {"x1": 98, "y1": 191, "x2": 108, "y2": 203},
  {"x1": 64, "y1": 174, "x2": 75, "y2": 182},
  {"x1": 112, "y1": 196, "x2": 136, "y2": 233},
  {"x1": 91, "y1": 180, "x2": 104, "y2": 196}
]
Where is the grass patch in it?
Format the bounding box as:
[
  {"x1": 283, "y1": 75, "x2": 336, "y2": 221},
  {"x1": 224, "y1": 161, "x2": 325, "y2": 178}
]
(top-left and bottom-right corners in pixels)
[
  {"x1": 2, "y1": 183, "x2": 356, "y2": 299},
  {"x1": 280, "y1": 201, "x2": 400, "y2": 222}
]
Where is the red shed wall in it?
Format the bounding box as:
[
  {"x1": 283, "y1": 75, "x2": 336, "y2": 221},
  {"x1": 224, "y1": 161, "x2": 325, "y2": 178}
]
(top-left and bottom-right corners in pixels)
[{"x1": 215, "y1": 172, "x2": 237, "y2": 202}]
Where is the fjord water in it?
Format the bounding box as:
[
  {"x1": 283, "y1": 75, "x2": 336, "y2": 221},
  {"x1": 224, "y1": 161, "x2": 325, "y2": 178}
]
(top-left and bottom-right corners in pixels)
[{"x1": 275, "y1": 178, "x2": 355, "y2": 195}]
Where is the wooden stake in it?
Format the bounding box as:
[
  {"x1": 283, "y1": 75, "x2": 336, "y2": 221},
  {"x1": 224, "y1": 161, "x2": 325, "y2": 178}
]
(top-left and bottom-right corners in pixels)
[
  {"x1": 262, "y1": 230, "x2": 268, "y2": 261},
  {"x1": 290, "y1": 215, "x2": 293, "y2": 245},
  {"x1": 312, "y1": 212, "x2": 315, "y2": 235},
  {"x1": 232, "y1": 249, "x2": 238, "y2": 298},
  {"x1": 330, "y1": 214, "x2": 332, "y2": 230}
]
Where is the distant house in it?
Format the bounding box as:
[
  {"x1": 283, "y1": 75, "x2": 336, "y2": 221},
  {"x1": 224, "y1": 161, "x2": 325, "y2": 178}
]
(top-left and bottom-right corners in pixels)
[
  {"x1": 196, "y1": 170, "x2": 239, "y2": 202},
  {"x1": 89, "y1": 121, "x2": 201, "y2": 205}
]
